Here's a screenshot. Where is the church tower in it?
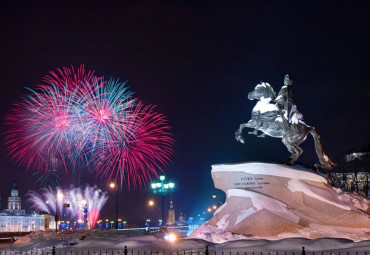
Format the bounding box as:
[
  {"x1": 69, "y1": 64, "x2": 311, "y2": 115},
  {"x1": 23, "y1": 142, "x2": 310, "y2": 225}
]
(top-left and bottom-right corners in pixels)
[
  {"x1": 8, "y1": 182, "x2": 22, "y2": 211},
  {"x1": 166, "y1": 200, "x2": 176, "y2": 226}
]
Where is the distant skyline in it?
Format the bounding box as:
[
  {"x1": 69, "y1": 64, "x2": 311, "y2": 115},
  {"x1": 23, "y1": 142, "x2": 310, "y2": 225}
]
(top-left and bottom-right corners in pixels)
[{"x1": 1, "y1": 1, "x2": 369, "y2": 225}]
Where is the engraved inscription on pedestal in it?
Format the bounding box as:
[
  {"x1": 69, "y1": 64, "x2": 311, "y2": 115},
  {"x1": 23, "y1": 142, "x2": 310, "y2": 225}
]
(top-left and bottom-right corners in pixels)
[
  {"x1": 212, "y1": 169, "x2": 280, "y2": 195},
  {"x1": 233, "y1": 176, "x2": 270, "y2": 189}
]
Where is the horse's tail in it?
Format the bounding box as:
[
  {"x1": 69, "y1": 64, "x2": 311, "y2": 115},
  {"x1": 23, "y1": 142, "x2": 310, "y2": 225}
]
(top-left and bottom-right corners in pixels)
[{"x1": 307, "y1": 125, "x2": 336, "y2": 176}]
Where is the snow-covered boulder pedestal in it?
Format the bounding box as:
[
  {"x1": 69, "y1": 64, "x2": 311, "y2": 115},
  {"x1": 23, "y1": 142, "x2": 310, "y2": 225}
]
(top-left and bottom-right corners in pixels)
[{"x1": 190, "y1": 163, "x2": 370, "y2": 242}]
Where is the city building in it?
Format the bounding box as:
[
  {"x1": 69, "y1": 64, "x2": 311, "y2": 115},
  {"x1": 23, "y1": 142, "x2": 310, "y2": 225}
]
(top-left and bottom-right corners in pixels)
[
  {"x1": 332, "y1": 151, "x2": 370, "y2": 197},
  {"x1": 166, "y1": 200, "x2": 188, "y2": 227},
  {"x1": 0, "y1": 183, "x2": 55, "y2": 232},
  {"x1": 166, "y1": 200, "x2": 176, "y2": 226}
]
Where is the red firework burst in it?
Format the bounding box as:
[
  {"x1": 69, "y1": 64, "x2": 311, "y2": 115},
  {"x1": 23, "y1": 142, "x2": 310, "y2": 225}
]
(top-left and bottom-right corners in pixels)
[
  {"x1": 91, "y1": 101, "x2": 174, "y2": 189},
  {"x1": 4, "y1": 65, "x2": 174, "y2": 187}
]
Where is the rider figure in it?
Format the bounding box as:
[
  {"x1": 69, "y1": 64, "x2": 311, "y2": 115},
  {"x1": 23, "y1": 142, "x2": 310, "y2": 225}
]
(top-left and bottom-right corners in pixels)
[{"x1": 274, "y1": 74, "x2": 296, "y2": 124}]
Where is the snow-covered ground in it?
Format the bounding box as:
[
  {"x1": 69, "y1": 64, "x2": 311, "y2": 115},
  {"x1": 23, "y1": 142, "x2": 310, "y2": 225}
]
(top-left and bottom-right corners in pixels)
[{"x1": 0, "y1": 230, "x2": 369, "y2": 254}]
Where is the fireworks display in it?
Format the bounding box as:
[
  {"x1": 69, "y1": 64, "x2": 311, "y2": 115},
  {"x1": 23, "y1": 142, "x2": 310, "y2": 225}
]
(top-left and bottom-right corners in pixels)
[
  {"x1": 5, "y1": 65, "x2": 174, "y2": 188},
  {"x1": 32, "y1": 170, "x2": 61, "y2": 188},
  {"x1": 27, "y1": 185, "x2": 108, "y2": 228}
]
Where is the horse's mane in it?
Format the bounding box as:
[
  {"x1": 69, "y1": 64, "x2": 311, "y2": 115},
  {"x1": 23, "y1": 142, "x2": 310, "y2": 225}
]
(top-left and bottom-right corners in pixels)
[{"x1": 260, "y1": 82, "x2": 276, "y2": 99}]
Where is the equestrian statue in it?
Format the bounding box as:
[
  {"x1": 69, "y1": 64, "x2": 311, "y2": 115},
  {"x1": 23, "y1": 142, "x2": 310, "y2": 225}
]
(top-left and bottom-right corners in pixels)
[{"x1": 235, "y1": 74, "x2": 336, "y2": 181}]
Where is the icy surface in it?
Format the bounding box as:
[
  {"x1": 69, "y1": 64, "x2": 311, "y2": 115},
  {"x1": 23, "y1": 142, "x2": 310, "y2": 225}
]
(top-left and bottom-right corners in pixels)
[
  {"x1": 235, "y1": 208, "x2": 256, "y2": 225},
  {"x1": 216, "y1": 214, "x2": 230, "y2": 231},
  {"x1": 228, "y1": 189, "x2": 299, "y2": 223},
  {"x1": 287, "y1": 179, "x2": 368, "y2": 211},
  {"x1": 287, "y1": 179, "x2": 351, "y2": 210}
]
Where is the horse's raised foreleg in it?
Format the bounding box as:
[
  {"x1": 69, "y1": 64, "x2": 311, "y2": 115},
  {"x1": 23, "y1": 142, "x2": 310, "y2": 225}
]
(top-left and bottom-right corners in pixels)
[
  {"x1": 235, "y1": 122, "x2": 253, "y2": 144},
  {"x1": 282, "y1": 136, "x2": 303, "y2": 165}
]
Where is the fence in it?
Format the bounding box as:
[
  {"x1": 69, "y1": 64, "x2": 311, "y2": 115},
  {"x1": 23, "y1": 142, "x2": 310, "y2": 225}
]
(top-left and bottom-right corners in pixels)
[{"x1": 0, "y1": 246, "x2": 368, "y2": 255}]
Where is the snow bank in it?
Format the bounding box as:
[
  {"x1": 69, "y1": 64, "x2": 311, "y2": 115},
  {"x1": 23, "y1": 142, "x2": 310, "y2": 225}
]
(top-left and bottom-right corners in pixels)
[
  {"x1": 1, "y1": 230, "x2": 369, "y2": 253},
  {"x1": 204, "y1": 163, "x2": 370, "y2": 241},
  {"x1": 227, "y1": 189, "x2": 299, "y2": 223}
]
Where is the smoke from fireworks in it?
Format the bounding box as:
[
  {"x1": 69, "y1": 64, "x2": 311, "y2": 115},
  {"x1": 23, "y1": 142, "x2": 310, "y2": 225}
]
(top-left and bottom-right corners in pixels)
[
  {"x1": 5, "y1": 65, "x2": 174, "y2": 188},
  {"x1": 27, "y1": 185, "x2": 108, "y2": 228}
]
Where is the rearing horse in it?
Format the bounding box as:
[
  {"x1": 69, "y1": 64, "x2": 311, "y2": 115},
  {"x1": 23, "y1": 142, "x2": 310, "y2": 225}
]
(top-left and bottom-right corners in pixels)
[{"x1": 235, "y1": 81, "x2": 335, "y2": 179}]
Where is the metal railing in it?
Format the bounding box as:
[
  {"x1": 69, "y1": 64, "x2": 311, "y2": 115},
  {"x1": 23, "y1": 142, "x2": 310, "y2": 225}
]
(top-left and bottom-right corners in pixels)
[{"x1": 0, "y1": 246, "x2": 368, "y2": 255}]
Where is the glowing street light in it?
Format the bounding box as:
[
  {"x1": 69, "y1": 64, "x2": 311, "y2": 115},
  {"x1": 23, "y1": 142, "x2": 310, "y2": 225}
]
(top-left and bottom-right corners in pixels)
[
  {"x1": 147, "y1": 199, "x2": 155, "y2": 223},
  {"x1": 109, "y1": 182, "x2": 119, "y2": 230},
  {"x1": 167, "y1": 232, "x2": 177, "y2": 242},
  {"x1": 150, "y1": 175, "x2": 175, "y2": 225},
  {"x1": 212, "y1": 194, "x2": 223, "y2": 205}
]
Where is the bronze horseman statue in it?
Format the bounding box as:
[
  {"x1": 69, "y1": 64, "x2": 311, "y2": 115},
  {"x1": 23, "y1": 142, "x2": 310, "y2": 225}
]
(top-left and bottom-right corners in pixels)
[{"x1": 235, "y1": 74, "x2": 336, "y2": 181}]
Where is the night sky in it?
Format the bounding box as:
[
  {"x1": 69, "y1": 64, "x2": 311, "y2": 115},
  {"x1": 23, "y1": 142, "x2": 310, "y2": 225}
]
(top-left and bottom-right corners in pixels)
[{"x1": 0, "y1": 1, "x2": 369, "y2": 225}]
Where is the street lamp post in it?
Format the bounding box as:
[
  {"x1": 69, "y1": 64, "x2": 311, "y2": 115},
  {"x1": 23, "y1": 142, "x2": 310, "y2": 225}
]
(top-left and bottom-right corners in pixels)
[
  {"x1": 55, "y1": 191, "x2": 64, "y2": 233},
  {"x1": 150, "y1": 175, "x2": 174, "y2": 225},
  {"x1": 147, "y1": 200, "x2": 154, "y2": 221},
  {"x1": 146, "y1": 200, "x2": 154, "y2": 228},
  {"x1": 109, "y1": 182, "x2": 119, "y2": 230},
  {"x1": 161, "y1": 193, "x2": 164, "y2": 224}
]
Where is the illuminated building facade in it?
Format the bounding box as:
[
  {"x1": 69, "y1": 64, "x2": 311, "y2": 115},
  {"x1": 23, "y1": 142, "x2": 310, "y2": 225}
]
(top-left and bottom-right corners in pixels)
[
  {"x1": 332, "y1": 151, "x2": 370, "y2": 197},
  {"x1": 0, "y1": 183, "x2": 55, "y2": 232}
]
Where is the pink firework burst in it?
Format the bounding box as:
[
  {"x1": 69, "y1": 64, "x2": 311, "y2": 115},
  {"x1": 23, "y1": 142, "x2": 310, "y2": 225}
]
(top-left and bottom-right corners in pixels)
[
  {"x1": 5, "y1": 84, "x2": 77, "y2": 172},
  {"x1": 4, "y1": 65, "x2": 174, "y2": 188},
  {"x1": 91, "y1": 101, "x2": 174, "y2": 189},
  {"x1": 5, "y1": 65, "x2": 101, "y2": 172}
]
